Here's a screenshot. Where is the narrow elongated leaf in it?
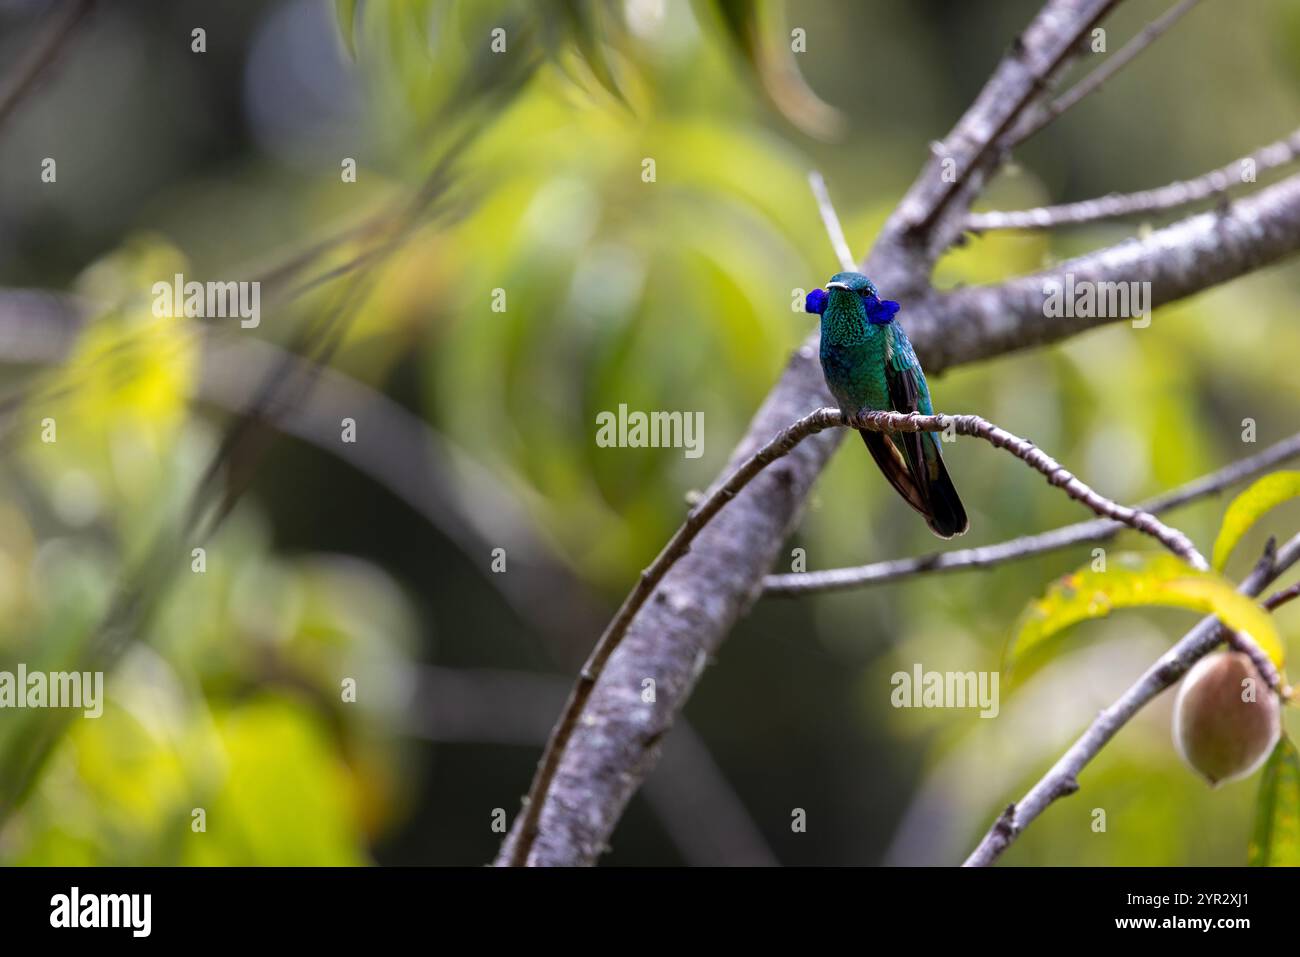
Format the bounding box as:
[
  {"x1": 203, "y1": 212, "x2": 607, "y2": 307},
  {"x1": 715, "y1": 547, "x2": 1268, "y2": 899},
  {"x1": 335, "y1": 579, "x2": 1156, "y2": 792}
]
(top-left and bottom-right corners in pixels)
[
  {"x1": 1213, "y1": 471, "x2": 1300, "y2": 570},
  {"x1": 706, "y1": 0, "x2": 843, "y2": 139},
  {"x1": 1249, "y1": 735, "x2": 1300, "y2": 866},
  {"x1": 554, "y1": 0, "x2": 628, "y2": 103},
  {"x1": 335, "y1": 0, "x2": 359, "y2": 57},
  {"x1": 409, "y1": 0, "x2": 435, "y2": 53},
  {"x1": 1009, "y1": 553, "x2": 1284, "y2": 672}
]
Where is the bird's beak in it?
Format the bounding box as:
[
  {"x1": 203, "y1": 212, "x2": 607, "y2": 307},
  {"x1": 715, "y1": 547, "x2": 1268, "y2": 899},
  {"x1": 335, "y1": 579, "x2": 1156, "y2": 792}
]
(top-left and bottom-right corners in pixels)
[{"x1": 825, "y1": 281, "x2": 850, "y2": 291}]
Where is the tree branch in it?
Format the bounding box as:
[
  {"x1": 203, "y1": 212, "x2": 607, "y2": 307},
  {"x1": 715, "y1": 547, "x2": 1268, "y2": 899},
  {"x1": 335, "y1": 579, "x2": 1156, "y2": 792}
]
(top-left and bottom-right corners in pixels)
[
  {"x1": 499, "y1": 406, "x2": 842, "y2": 865},
  {"x1": 967, "y1": 128, "x2": 1300, "y2": 231},
  {"x1": 0, "y1": 0, "x2": 94, "y2": 134},
  {"x1": 888, "y1": 0, "x2": 1123, "y2": 263},
  {"x1": 764, "y1": 429, "x2": 1300, "y2": 596},
  {"x1": 499, "y1": 404, "x2": 1208, "y2": 864},
  {"x1": 912, "y1": 171, "x2": 1300, "y2": 375},
  {"x1": 406, "y1": 666, "x2": 779, "y2": 867},
  {"x1": 808, "y1": 171, "x2": 856, "y2": 271},
  {"x1": 861, "y1": 411, "x2": 1207, "y2": 568},
  {"x1": 964, "y1": 531, "x2": 1300, "y2": 866},
  {"x1": 1262, "y1": 581, "x2": 1300, "y2": 613},
  {"x1": 1003, "y1": 0, "x2": 1205, "y2": 148}
]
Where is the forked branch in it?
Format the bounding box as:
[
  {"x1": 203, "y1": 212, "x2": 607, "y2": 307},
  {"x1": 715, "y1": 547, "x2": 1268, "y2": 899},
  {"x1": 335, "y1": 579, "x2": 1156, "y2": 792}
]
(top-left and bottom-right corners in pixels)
[
  {"x1": 500, "y1": 405, "x2": 1210, "y2": 864},
  {"x1": 764, "y1": 429, "x2": 1300, "y2": 596},
  {"x1": 964, "y1": 532, "x2": 1300, "y2": 867}
]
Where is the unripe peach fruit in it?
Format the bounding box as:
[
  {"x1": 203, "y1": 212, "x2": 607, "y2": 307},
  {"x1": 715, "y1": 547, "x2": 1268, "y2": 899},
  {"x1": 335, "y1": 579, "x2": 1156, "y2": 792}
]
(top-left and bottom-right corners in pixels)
[{"x1": 1172, "y1": 651, "x2": 1280, "y2": 786}]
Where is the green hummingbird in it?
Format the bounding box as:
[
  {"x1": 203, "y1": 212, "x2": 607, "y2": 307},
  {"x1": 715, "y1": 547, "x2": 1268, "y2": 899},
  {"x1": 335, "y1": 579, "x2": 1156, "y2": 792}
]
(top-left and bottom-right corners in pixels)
[{"x1": 805, "y1": 271, "x2": 968, "y2": 538}]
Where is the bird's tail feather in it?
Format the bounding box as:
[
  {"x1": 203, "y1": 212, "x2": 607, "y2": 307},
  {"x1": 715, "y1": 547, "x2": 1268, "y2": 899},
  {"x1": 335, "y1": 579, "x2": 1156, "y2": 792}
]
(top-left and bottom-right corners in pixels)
[
  {"x1": 860, "y1": 429, "x2": 930, "y2": 518},
  {"x1": 920, "y1": 440, "x2": 968, "y2": 538},
  {"x1": 860, "y1": 429, "x2": 968, "y2": 539}
]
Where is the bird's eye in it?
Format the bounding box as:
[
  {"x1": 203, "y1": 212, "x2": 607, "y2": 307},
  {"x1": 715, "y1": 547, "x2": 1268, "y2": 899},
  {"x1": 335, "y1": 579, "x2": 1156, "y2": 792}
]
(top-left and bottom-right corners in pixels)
[{"x1": 805, "y1": 288, "x2": 828, "y2": 315}]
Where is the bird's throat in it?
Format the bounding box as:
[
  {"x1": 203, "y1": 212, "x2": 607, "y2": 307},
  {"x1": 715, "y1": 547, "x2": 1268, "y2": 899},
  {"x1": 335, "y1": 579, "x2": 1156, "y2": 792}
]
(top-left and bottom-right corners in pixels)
[{"x1": 820, "y1": 299, "x2": 870, "y2": 346}]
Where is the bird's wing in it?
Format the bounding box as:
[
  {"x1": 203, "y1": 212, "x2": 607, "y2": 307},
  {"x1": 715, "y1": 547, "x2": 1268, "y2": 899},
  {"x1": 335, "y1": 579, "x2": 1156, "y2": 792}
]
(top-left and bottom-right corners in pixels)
[
  {"x1": 859, "y1": 428, "x2": 930, "y2": 516},
  {"x1": 882, "y1": 326, "x2": 935, "y2": 484},
  {"x1": 883, "y1": 325, "x2": 968, "y2": 538}
]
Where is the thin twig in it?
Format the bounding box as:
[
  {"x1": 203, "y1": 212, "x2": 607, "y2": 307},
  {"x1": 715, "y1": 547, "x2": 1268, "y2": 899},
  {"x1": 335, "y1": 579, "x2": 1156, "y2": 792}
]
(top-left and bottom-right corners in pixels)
[
  {"x1": 856, "y1": 411, "x2": 1208, "y2": 569},
  {"x1": 1215, "y1": 536, "x2": 1286, "y2": 693},
  {"x1": 1005, "y1": 0, "x2": 1205, "y2": 148},
  {"x1": 1262, "y1": 581, "x2": 1300, "y2": 613},
  {"x1": 765, "y1": 429, "x2": 1300, "y2": 596},
  {"x1": 968, "y1": 127, "x2": 1300, "y2": 231},
  {"x1": 964, "y1": 531, "x2": 1300, "y2": 867},
  {"x1": 808, "y1": 171, "x2": 856, "y2": 272},
  {"x1": 0, "y1": 0, "x2": 95, "y2": 134},
  {"x1": 501, "y1": 403, "x2": 1208, "y2": 865}
]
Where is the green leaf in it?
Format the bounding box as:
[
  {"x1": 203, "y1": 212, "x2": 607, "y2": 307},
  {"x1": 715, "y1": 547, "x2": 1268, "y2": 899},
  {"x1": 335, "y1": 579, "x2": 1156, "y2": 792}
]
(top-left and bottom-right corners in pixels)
[
  {"x1": 1212, "y1": 471, "x2": 1300, "y2": 570},
  {"x1": 1249, "y1": 735, "x2": 1300, "y2": 866},
  {"x1": 408, "y1": 0, "x2": 435, "y2": 53},
  {"x1": 554, "y1": 0, "x2": 628, "y2": 104},
  {"x1": 182, "y1": 698, "x2": 367, "y2": 866},
  {"x1": 704, "y1": 0, "x2": 843, "y2": 139},
  {"x1": 1008, "y1": 553, "x2": 1285, "y2": 673},
  {"x1": 335, "y1": 0, "x2": 360, "y2": 57}
]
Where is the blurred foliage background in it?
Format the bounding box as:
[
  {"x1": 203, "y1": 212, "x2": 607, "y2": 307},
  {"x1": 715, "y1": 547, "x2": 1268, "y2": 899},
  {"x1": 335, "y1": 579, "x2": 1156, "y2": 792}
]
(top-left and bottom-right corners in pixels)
[{"x1": 0, "y1": 0, "x2": 1299, "y2": 866}]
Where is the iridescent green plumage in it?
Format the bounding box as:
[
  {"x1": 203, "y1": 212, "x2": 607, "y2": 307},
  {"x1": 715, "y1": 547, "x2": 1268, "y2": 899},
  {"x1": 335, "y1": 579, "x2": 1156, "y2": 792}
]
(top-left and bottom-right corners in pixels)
[{"x1": 810, "y1": 271, "x2": 968, "y2": 538}]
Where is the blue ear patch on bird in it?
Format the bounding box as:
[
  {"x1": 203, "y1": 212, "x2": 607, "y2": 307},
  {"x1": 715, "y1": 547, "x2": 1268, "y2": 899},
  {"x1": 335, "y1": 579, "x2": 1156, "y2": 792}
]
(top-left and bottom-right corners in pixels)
[
  {"x1": 805, "y1": 288, "x2": 828, "y2": 314},
  {"x1": 864, "y1": 295, "x2": 900, "y2": 325}
]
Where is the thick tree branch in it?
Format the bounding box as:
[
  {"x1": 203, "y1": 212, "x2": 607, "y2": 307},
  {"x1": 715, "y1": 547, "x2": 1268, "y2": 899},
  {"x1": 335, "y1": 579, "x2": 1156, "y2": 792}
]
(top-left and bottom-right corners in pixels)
[
  {"x1": 912, "y1": 172, "x2": 1300, "y2": 374},
  {"x1": 964, "y1": 532, "x2": 1300, "y2": 867},
  {"x1": 968, "y1": 128, "x2": 1300, "y2": 231},
  {"x1": 764, "y1": 429, "x2": 1300, "y2": 596},
  {"x1": 499, "y1": 406, "x2": 841, "y2": 865},
  {"x1": 407, "y1": 666, "x2": 778, "y2": 867}
]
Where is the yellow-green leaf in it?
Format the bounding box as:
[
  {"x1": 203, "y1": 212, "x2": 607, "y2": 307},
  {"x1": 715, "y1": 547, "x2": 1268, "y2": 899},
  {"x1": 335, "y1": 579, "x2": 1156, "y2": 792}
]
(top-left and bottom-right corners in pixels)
[
  {"x1": 1213, "y1": 471, "x2": 1300, "y2": 570},
  {"x1": 183, "y1": 698, "x2": 367, "y2": 866},
  {"x1": 1249, "y1": 735, "x2": 1300, "y2": 866},
  {"x1": 335, "y1": 0, "x2": 359, "y2": 57},
  {"x1": 1008, "y1": 553, "x2": 1285, "y2": 673},
  {"x1": 554, "y1": 0, "x2": 628, "y2": 104}
]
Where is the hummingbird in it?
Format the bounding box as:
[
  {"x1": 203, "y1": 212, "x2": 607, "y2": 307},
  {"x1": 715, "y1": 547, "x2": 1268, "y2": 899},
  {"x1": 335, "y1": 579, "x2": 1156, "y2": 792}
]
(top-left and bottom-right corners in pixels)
[{"x1": 805, "y1": 271, "x2": 968, "y2": 538}]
